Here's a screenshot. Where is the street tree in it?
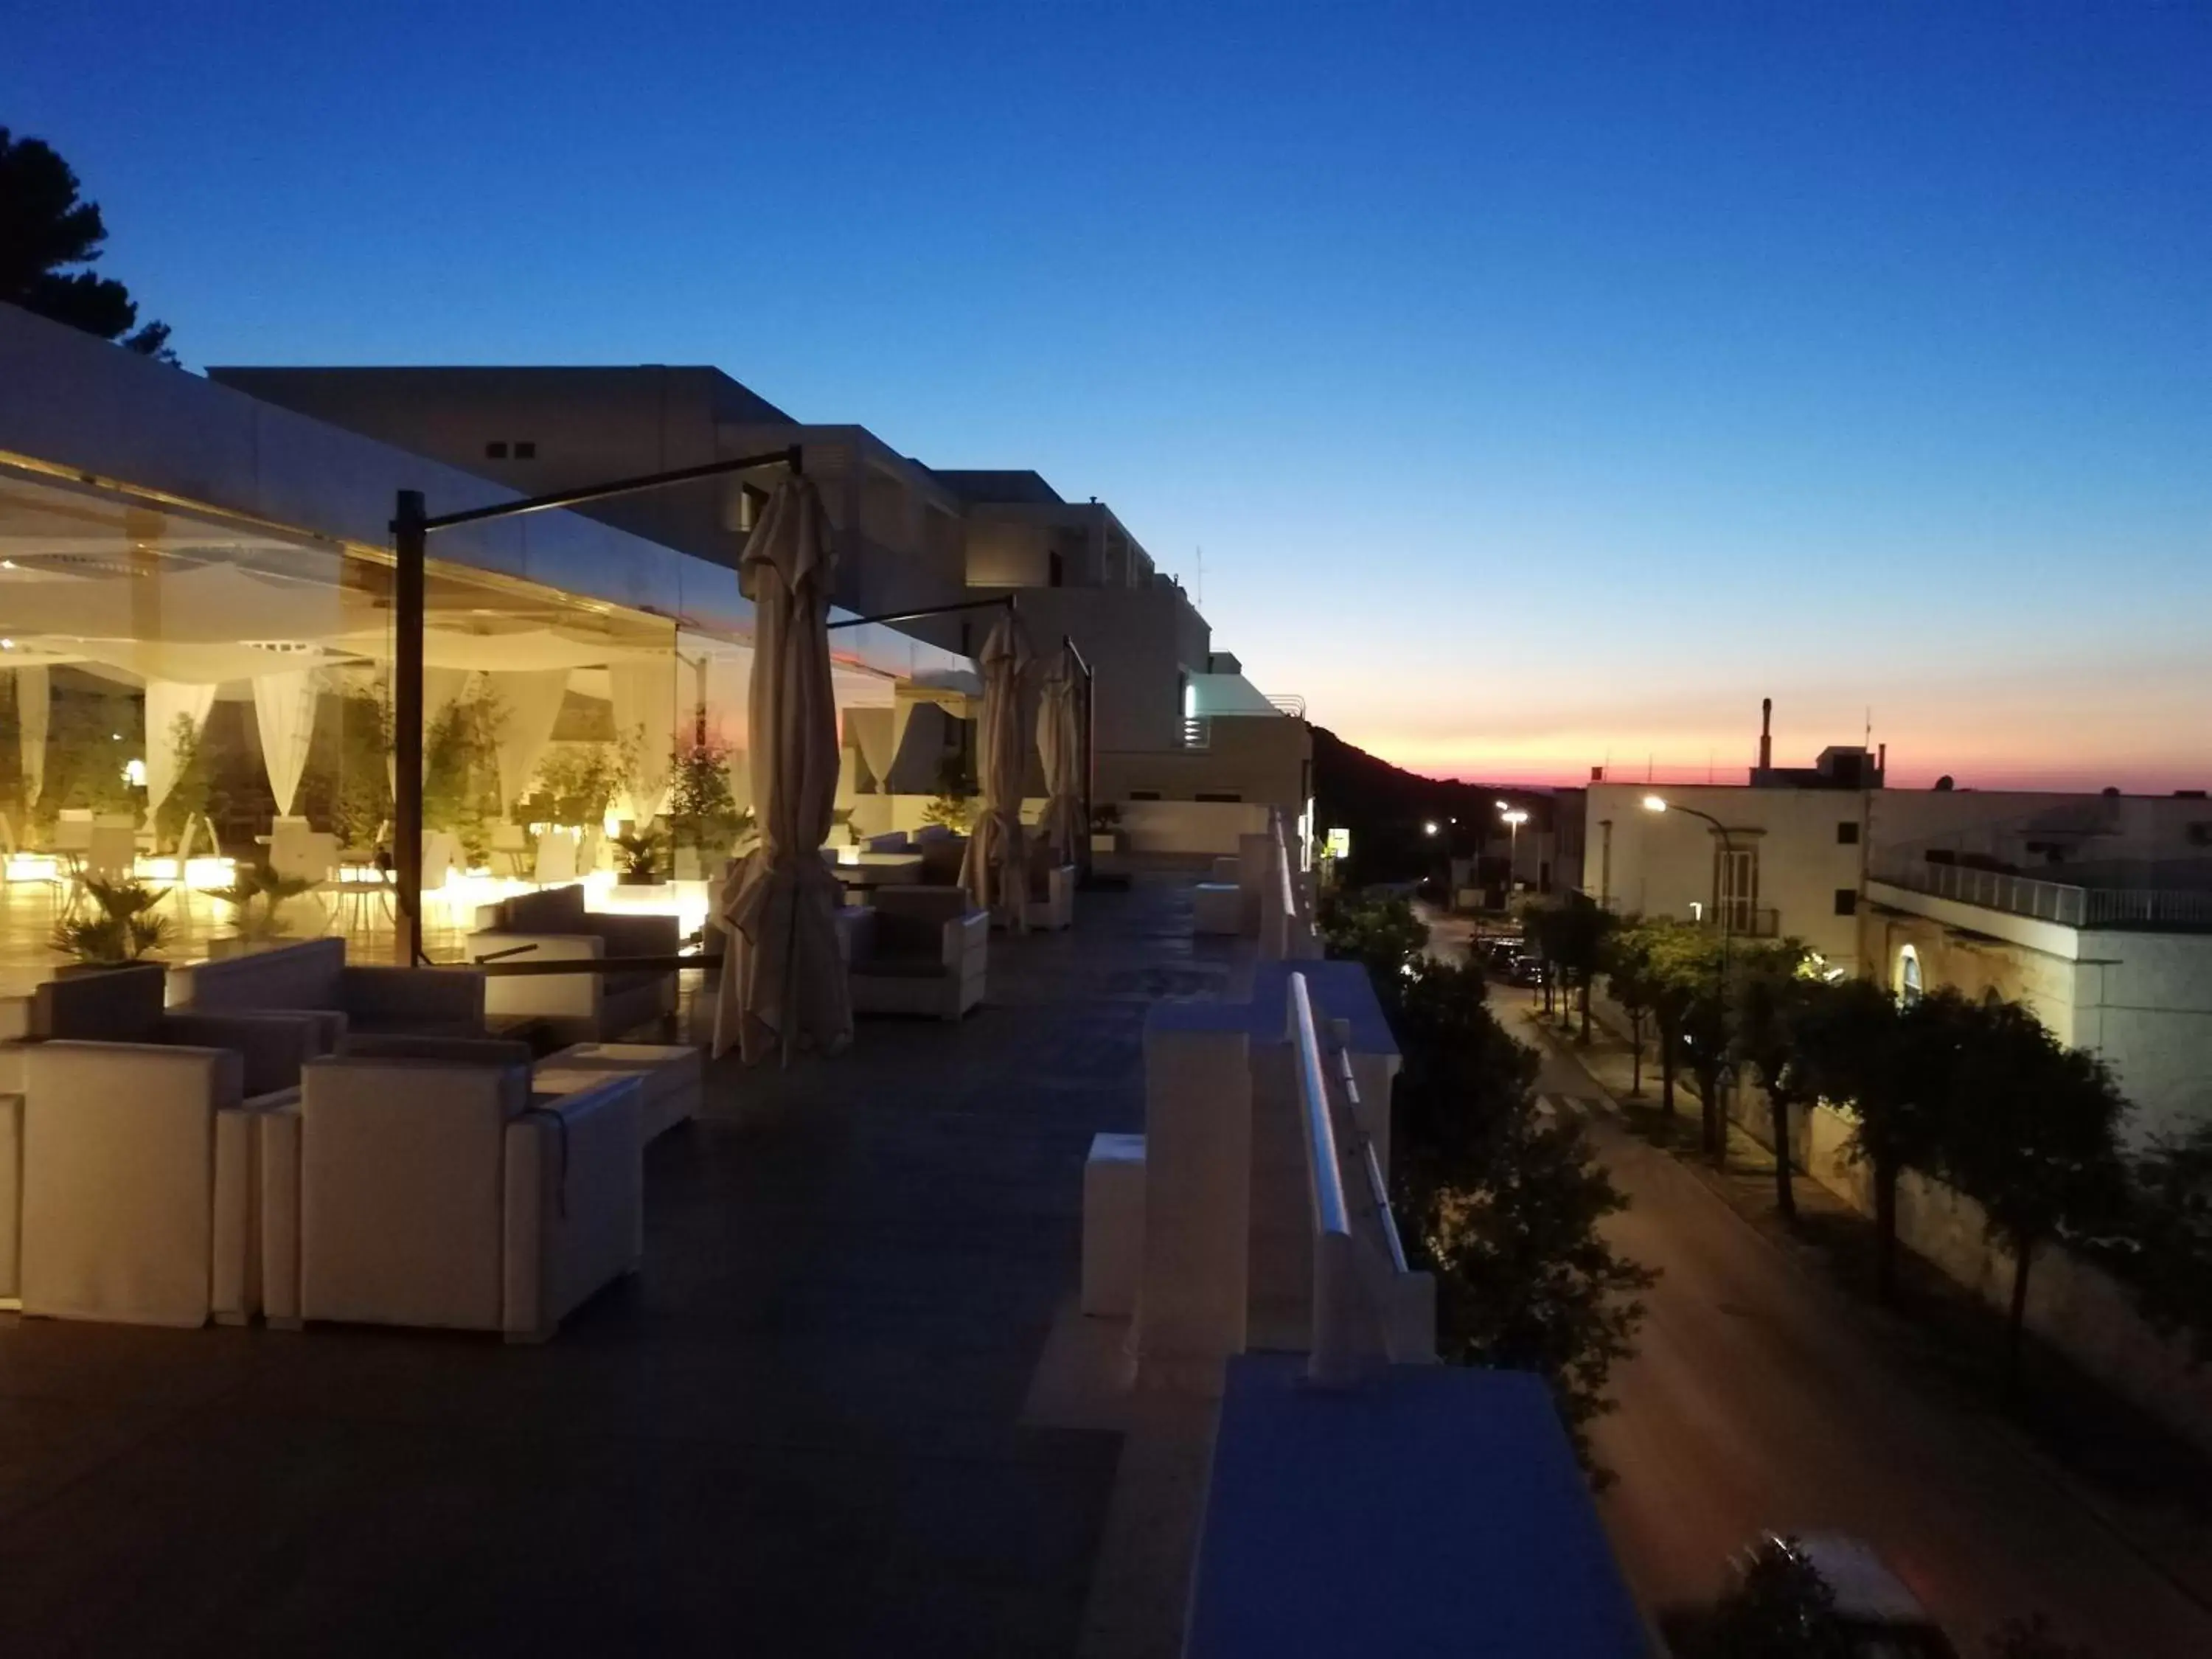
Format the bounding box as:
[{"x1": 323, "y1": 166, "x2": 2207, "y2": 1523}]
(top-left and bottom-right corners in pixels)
[
  {"x1": 1795, "y1": 981, "x2": 1961, "y2": 1302},
  {"x1": 0, "y1": 128, "x2": 173, "y2": 358},
  {"x1": 1942, "y1": 1001, "x2": 2129, "y2": 1395},
  {"x1": 1638, "y1": 918, "x2": 1714, "y2": 1122},
  {"x1": 1320, "y1": 897, "x2": 1655, "y2": 1481},
  {"x1": 1731, "y1": 941, "x2": 1818, "y2": 1220},
  {"x1": 1600, "y1": 922, "x2": 1660, "y2": 1096},
  {"x1": 1642, "y1": 922, "x2": 1731, "y2": 1158},
  {"x1": 2106, "y1": 1121, "x2": 2212, "y2": 1363},
  {"x1": 1673, "y1": 1537, "x2": 1852, "y2": 1659},
  {"x1": 1545, "y1": 891, "x2": 1615, "y2": 1044}
]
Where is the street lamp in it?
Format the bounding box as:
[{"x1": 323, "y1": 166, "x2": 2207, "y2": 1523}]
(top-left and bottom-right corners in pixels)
[
  {"x1": 1498, "y1": 804, "x2": 1529, "y2": 891},
  {"x1": 1423, "y1": 820, "x2": 1441, "y2": 838}
]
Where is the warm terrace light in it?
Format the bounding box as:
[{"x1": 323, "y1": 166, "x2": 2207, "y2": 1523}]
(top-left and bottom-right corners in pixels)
[
  {"x1": 1642, "y1": 794, "x2": 1669, "y2": 813},
  {"x1": 1422, "y1": 820, "x2": 1441, "y2": 836}
]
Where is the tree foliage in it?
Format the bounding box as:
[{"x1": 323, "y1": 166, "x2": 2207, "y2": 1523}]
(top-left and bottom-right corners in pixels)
[
  {"x1": 1730, "y1": 939, "x2": 1817, "y2": 1217},
  {"x1": 1941, "y1": 1002, "x2": 2129, "y2": 1391},
  {"x1": 0, "y1": 127, "x2": 173, "y2": 358},
  {"x1": 2100, "y1": 1121, "x2": 2212, "y2": 1363},
  {"x1": 1674, "y1": 1538, "x2": 1854, "y2": 1659},
  {"x1": 1323, "y1": 895, "x2": 1655, "y2": 1479}
]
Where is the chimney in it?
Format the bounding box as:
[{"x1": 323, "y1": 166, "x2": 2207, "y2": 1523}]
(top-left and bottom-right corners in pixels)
[
  {"x1": 1877, "y1": 742, "x2": 1886, "y2": 779},
  {"x1": 1758, "y1": 698, "x2": 1773, "y2": 771}
]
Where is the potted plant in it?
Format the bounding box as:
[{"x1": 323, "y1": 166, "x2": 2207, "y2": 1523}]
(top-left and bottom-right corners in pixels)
[
  {"x1": 51, "y1": 877, "x2": 172, "y2": 966},
  {"x1": 922, "y1": 756, "x2": 978, "y2": 835},
  {"x1": 613, "y1": 825, "x2": 664, "y2": 886},
  {"x1": 665, "y1": 732, "x2": 744, "y2": 880},
  {"x1": 206, "y1": 861, "x2": 314, "y2": 956},
  {"x1": 532, "y1": 742, "x2": 624, "y2": 830},
  {"x1": 1090, "y1": 802, "x2": 1122, "y2": 856}
]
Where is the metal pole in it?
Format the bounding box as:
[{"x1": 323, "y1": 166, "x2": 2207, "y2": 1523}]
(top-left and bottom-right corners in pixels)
[{"x1": 392, "y1": 490, "x2": 427, "y2": 964}]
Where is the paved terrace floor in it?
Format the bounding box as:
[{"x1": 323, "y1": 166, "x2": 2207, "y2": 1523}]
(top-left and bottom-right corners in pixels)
[{"x1": 0, "y1": 874, "x2": 1237, "y2": 1658}]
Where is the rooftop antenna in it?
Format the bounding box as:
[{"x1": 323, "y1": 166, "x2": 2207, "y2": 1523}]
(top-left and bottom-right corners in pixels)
[
  {"x1": 1194, "y1": 546, "x2": 1204, "y2": 608},
  {"x1": 1759, "y1": 696, "x2": 1773, "y2": 771}
]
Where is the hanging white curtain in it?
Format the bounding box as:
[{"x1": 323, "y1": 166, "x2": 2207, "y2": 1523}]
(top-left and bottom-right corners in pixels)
[
  {"x1": 15, "y1": 666, "x2": 49, "y2": 807},
  {"x1": 252, "y1": 669, "x2": 320, "y2": 818},
  {"x1": 143, "y1": 680, "x2": 218, "y2": 815},
  {"x1": 494, "y1": 669, "x2": 572, "y2": 811},
  {"x1": 609, "y1": 657, "x2": 677, "y2": 823}
]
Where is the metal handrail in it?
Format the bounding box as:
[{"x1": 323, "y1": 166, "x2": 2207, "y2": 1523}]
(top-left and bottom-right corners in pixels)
[
  {"x1": 1334, "y1": 1043, "x2": 1411, "y2": 1275},
  {"x1": 1287, "y1": 972, "x2": 1351, "y2": 1243}
]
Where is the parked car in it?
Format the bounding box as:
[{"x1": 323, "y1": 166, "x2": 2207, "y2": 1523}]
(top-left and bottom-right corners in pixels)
[
  {"x1": 1479, "y1": 935, "x2": 1525, "y2": 973},
  {"x1": 1505, "y1": 951, "x2": 1549, "y2": 988},
  {"x1": 1751, "y1": 1534, "x2": 1959, "y2": 1659}
]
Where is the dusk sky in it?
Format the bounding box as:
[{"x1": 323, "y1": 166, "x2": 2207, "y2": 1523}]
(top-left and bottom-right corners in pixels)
[{"x1": 9, "y1": 3, "x2": 2208, "y2": 791}]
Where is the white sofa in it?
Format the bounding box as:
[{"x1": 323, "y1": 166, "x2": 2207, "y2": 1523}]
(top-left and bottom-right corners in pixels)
[
  {"x1": 846, "y1": 886, "x2": 990, "y2": 1020},
  {"x1": 260, "y1": 1049, "x2": 643, "y2": 1342},
  {"x1": 467, "y1": 883, "x2": 678, "y2": 1045},
  {"x1": 172, "y1": 936, "x2": 486, "y2": 1049},
  {"x1": 11, "y1": 1042, "x2": 279, "y2": 1326}
]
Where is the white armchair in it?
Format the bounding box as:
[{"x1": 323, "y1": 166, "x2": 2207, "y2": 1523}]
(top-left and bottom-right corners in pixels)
[
  {"x1": 467, "y1": 883, "x2": 678, "y2": 1044},
  {"x1": 260, "y1": 1051, "x2": 642, "y2": 1342},
  {"x1": 12, "y1": 1042, "x2": 275, "y2": 1327},
  {"x1": 847, "y1": 886, "x2": 990, "y2": 1020},
  {"x1": 1025, "y1": 846, "x2": 1077, "y2": 933}
]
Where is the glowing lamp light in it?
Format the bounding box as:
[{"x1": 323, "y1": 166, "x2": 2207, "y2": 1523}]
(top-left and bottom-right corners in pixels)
[
  {"x1": 1422, "y1": 820, "x2": 1441, "y2": 837},
  {"x1": 1642, "y1": 794, "x2": 1669, "y2": 813},
  {"x1": 123, "y1": 758, "x2": 147, "y2": 788},
  {"x1": 1500, "y1": 808, "x2": 1529, "y2": 827}
]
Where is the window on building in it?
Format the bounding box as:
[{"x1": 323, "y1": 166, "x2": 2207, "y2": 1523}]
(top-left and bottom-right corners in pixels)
[
  {"x1": 514, "y1": 440, "x2": 536, "y2": 459},
  {"x1": 1837, "y1": 820, "x2": 1860, "y2": 845},
  {"x1": 484, "y1": 441, "x2": 509, "y2": 459},
  {"x1": 1048, "y1": 550, "x2": 1064, "y2": 588},
  {"x1": 1128, "y1": 790, "x2": 1161, "y2": 801},
  {"x1": 1715, "y1": 845, "x2": 1759, "y2": 933},
  {"x1": 1834, "y1": 888, "x2": 1858, "y2": 916},
  {"x1": 1195, "y1": 792, "x2": 1242, "y2": 803},
  {"x1": 1896, "y1": 944, "x2": 1922, "y2": 1006}
]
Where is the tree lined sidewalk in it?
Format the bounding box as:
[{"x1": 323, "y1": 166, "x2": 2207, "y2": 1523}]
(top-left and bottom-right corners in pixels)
[{"x1": 1517, "y1": 1001, "x2": 2212, "y2": 1624}]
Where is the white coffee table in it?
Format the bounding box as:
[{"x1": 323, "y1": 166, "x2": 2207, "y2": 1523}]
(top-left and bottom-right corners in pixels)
[{"x1": 534, "y1": 1042, "x2": 702, "y2": 1144}]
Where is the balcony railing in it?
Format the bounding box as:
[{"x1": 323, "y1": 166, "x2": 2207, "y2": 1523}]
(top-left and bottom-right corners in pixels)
[
  {"x1": 1873, "y1": 860, "x2": 2212, "y2": 930},
  {"x1": 1703, "y1": 903, "x2": 1779, "y2": 938}
]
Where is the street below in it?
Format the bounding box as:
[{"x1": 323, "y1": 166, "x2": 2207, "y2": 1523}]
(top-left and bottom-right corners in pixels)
[{"x1": 1525, "y1": 1036, "x2": 2212, "y2": 1657}]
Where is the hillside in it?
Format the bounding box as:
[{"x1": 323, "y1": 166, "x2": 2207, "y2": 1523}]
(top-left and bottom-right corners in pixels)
[{"x1": 1310, "y1": 723, "x2": 1551, "y2": 883}]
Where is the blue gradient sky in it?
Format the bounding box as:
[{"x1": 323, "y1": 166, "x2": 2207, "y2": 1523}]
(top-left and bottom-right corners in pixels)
[{"x1": 9, "y1": 3, "x2": 2208, "y2": 790}]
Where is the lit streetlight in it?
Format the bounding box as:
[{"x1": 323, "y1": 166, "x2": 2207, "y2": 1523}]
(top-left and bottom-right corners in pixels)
[{"x1": 1498, "y1": 804, "x2": 1529, "y2": 892}]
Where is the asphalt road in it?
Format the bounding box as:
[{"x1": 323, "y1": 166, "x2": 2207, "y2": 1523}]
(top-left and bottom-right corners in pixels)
[{"x1": 1531, "y1": 1039, "x2": 2212, "y2": 1658}]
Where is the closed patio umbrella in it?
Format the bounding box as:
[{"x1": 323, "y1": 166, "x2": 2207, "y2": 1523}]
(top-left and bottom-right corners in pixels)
[
  {"x1": 1036, "y1": 641, "x2": 1083, "y2": 865},
  {"x1": 959, "y1": 608, "x2": 1035, "y2": 931},
  {"x1": 712, "y1": 476, "x2": 853, "y2": 1062}
]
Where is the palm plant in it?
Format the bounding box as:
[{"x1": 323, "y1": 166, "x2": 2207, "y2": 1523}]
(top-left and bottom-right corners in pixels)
[
  {"x1": 52, "y1": 876, "x2": 172, "y2": 963},
  {"x1": 208, "y1": 861, "x2": 314, "y2": 944}
]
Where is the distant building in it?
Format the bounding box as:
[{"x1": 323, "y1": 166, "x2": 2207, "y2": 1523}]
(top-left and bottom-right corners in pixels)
[{"x1": 1569, "y1": 701, "x2": 2212, "y2": 1135}]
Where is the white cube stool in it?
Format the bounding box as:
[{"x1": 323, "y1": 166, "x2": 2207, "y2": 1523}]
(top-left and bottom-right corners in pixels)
[
  {"x1": 1082, "y1": 1131, "x2": 1147, "y2": 1318},
  {"x1": 1192, "y1": 882, "x2": 1244, "y2": 936},
  {"x1": 535, "y1": 1042, "x2": 702, "y2": 1144}
]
